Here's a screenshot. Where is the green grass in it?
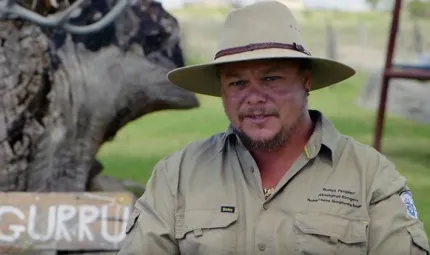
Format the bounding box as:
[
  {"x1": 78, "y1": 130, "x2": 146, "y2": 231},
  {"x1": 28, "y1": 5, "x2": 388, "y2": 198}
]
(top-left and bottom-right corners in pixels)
[
  {"x1": 97, "y1": 93, "x2": 229, "y2": 183},
  {"x1": 97, "y1": 6, "x2": 430, "y2": 238}
]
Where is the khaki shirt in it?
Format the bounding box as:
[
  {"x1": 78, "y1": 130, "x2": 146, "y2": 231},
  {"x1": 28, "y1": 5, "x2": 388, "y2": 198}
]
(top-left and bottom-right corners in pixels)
[{"x1": 118, "y1": 110, "x2": 429, "y2": 255}]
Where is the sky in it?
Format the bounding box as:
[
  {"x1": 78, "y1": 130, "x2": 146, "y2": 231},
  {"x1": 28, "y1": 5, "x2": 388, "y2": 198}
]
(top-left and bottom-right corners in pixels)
[
  {"x1": 305, "y1": 0, "x2": 370, "y2": 11},
  {"x1": 156, "y1": 0, "x2": 375, "y2": 11}
]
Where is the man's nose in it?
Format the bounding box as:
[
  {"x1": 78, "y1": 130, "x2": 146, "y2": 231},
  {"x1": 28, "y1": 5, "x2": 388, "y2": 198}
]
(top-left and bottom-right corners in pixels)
[{"x1": 245, "y1": 81, "x2": 266, "y2": 104}]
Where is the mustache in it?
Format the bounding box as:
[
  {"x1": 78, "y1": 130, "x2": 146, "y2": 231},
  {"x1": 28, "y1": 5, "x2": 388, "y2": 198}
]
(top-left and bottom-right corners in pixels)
[{"x1": 238, "y1": 108, "x2": 279, "y2": 119}]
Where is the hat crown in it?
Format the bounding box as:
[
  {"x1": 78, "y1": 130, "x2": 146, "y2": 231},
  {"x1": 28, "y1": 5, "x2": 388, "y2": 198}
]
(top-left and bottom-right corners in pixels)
[
  {"x1": 166, "y1": 0, "x2": 355, "y2": 98},
  {"x1": 218, "y1": 1, "x2": 306, "y2": 51}
]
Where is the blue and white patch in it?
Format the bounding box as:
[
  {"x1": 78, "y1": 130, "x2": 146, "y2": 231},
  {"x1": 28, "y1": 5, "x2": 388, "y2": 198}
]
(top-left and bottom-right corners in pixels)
[{"x1": 400, "y1": 191, "x2": 418, "y2": 219}]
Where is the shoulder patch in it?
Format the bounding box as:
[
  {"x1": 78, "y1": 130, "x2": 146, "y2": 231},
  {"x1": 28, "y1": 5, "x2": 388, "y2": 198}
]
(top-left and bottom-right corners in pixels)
[{"x1": 400, "y1": 190, "x2": 418, "y2": 219}]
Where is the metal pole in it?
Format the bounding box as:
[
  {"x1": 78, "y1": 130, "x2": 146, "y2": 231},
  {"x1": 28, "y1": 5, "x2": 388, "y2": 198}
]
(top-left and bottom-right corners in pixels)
[{"x1": 373, "y1": 0, "x2": 402, "y2": 152}]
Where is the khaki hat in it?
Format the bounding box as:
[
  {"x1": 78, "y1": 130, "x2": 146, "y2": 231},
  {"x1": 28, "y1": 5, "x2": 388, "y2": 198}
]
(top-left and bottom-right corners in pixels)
[{"x1": 167, "y1": 0, "x2": 356, "y2": 97}]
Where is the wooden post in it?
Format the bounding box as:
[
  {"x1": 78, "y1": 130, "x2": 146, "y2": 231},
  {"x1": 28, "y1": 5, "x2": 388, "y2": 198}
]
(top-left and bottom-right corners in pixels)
[
  {"x1": 412, "y1": 20, "x2": 423, "y2": 58},
  {"x1": 326, "y1": 19, "x2": 337, "y2": 60},
  {"x1": 358, "y1": 22, "x2": 367, "y2": 47}
]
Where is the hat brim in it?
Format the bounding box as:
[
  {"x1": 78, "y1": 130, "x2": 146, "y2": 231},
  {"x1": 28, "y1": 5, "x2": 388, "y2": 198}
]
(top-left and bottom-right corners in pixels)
[{"x1": 167, "y1": 48, "x2": 356, "y2": 97}]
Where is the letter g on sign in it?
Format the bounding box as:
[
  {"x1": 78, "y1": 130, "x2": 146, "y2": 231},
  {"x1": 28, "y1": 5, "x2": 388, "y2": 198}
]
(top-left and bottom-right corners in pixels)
[{"x1": 0, "y1": 206, "x2": 26, "y2": 242}]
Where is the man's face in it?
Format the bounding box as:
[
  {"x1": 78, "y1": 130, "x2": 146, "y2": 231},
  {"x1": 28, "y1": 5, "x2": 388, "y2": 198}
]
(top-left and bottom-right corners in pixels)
[{"x1": 219, "y1": 59, "x2": 311, "y2": 151}]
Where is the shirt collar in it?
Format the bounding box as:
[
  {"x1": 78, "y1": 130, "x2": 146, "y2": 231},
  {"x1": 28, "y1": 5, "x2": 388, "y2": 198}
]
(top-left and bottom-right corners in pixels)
[
  {"x1": 217, "y1": 110, "x2": 341, "y2": 165},
  {"x1": 218, "y1": 124, "x2": 237, "y2": 153},
  {"x1": 304, "y1": 110, "x2": 341, "y2": 164}
]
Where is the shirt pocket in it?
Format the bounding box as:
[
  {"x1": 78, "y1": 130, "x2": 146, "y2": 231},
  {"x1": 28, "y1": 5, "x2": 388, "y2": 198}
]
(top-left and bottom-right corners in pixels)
[
  {"x1": 293, "y1": 213, "x2": 368, "y2": 255},
  {"x1": 175, "y1": 210, "x2": 238, "y2": 255}
]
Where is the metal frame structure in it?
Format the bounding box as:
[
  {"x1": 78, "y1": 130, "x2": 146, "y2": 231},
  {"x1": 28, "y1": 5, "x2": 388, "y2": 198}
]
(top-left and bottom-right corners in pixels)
[{"x1": 373, "y1": 0, "x2": 430, "y2": 151}]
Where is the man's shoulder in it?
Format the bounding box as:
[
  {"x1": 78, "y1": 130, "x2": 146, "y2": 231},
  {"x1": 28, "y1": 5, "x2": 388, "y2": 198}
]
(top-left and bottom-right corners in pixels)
[
  {"x1": 315, "y1": 110, "x2": 392, "y2": 169},
  {"x1": 340, "y1": 134, "x2": 404, "y2": 182},
  {"x1": 337, "y1": 134, "x2": 406, "y2": 202},
  {"x1": 171, "y1": 131, "x2": 226, "y2": 156},
  {"x1": 341, "y1": 134, "x2": 388, "y2": 162},
  {"x1": 156, "y1": 131, "x2": 227, "y2": 169},
  {"x1": 318, "y1": 111, "x2": 388, "y2": 165},
  {"x1": 339, "y1": 133, "x2": 394, "y2": 170}
]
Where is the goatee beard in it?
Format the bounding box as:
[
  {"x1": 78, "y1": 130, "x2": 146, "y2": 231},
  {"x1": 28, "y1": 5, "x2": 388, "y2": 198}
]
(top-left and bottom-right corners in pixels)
[
  {"x1": 233, "y1": 127, "x2": 289, "y2": 152},
  {"x1": 231, "y1": 92, "x2": 308, "y2": 152}
]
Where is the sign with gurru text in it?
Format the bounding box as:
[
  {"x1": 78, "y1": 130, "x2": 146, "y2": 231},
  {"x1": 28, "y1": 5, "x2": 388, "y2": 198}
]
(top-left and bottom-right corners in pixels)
[{"x1": 0, "y1": 192, "x2": 135, "y2": 252}]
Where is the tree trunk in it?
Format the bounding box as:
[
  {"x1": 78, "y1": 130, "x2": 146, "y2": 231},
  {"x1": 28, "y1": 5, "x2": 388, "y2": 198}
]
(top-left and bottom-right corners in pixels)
[{"x1": 0, "y1": 0, "x2": 199, "y2": 192}]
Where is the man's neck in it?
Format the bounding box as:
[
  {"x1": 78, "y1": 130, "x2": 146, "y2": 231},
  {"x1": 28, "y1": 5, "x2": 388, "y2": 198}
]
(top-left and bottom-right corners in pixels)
[{"x1": 250, "y1": 114, "x2": 315, "y2": 173}]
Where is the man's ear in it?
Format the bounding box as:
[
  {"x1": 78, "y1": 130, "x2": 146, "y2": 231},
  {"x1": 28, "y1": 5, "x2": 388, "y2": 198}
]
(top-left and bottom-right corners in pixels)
[{"x1": 303, "y1": 71, "x2": 312, "y2": 95}]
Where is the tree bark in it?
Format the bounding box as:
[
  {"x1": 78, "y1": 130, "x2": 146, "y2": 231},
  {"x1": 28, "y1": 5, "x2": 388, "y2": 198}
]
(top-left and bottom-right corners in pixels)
[{"x1": 0, "y1": 0, "x2": 199, "y2": 192}]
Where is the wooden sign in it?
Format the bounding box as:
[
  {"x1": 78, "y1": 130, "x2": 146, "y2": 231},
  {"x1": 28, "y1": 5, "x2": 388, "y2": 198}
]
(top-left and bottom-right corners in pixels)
[{"x1": 0, "y1": 192, "x2": 135, "y2": 252}]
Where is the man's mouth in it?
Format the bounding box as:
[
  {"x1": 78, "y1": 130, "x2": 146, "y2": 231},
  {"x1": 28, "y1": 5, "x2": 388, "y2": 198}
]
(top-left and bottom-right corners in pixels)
[
  {"x1": 244, "y1": 114, "x2": 277, "y2": 122},
  {"x1": 247, "y1": 115, "x2": 270, "y2": 119}
]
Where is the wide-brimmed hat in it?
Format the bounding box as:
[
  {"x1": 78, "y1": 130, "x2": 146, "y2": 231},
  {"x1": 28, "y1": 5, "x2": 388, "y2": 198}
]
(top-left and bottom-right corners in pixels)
[{"x1": 167, "y1": 0, "x2": 356, "y2": 97}]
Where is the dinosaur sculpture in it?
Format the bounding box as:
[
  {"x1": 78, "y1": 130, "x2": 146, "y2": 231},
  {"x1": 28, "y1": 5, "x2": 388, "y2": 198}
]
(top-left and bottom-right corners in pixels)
[{"x1": 0, "y1": 0, "x2": 199, "y2": 193}]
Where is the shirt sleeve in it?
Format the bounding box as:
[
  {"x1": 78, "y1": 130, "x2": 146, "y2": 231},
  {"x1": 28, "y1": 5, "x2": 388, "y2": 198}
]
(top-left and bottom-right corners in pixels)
[
  {"x1": 367, "y1": 156, "x2": 429, "y2": 255},
  {"x1": 118, "y1": 159, "x2": 179, "y2": 255}
]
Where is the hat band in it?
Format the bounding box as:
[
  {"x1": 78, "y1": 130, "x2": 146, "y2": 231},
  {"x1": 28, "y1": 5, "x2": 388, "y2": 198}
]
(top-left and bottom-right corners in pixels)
[{"x1": 214, "y1": 42, "x2": 311, "y2": 60}]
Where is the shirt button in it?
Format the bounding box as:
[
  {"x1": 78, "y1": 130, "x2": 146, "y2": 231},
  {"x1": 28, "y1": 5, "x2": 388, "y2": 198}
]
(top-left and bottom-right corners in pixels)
[
  {"x1": 258, "y1": 242, "x2": 266, "y2": 251},
  {"x1": 263, "y1": 204, "x2": 268, "y2": 210}
]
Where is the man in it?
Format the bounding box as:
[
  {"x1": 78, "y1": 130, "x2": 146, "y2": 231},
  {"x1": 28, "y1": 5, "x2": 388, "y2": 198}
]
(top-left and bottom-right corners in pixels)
[{"x1": 118, "y1": 1, "x2": 429, "y2": 254}]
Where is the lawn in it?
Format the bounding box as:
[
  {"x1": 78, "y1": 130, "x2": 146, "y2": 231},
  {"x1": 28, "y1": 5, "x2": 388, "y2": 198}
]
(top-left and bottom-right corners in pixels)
[{"x1": 97, "y1": 6, "x2": 430, "y2": 237}]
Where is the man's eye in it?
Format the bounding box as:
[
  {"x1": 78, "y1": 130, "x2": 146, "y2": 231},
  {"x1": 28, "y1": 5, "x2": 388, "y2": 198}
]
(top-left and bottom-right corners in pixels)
[
  {"x1": 263, "y1": 76, "x2": 280, "y2": 81},
  {"x1": 230, "y1": 80, "x2": 245, "y2": 86}
]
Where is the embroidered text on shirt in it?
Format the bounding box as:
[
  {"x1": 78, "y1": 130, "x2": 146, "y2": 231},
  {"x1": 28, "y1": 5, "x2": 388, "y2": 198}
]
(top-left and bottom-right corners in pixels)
[{"x1": 307, "y1": 187, "x2": 362, "y2": 208}]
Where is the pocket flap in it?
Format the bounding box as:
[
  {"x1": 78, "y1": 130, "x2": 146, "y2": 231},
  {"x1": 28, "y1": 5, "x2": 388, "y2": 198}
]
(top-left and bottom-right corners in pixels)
[
  {"x1": 175, "y1": 210, "x2": 238, "y2": 239},
  {"x1": 294, "y1": 213, "x2": 368, "y2": 244},
  {"x1": 406, "y1": 221, "x2": 430, "y2": 252}
]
